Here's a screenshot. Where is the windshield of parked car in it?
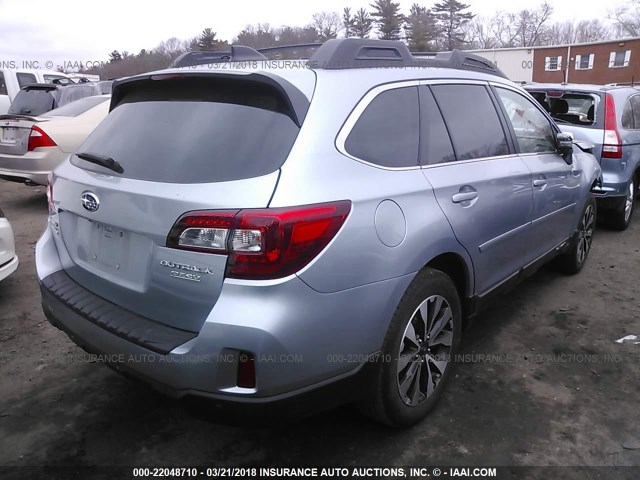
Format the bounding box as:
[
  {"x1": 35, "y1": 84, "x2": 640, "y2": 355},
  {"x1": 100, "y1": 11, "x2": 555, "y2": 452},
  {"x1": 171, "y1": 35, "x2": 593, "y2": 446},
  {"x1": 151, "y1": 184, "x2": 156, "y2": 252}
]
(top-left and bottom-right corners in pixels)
[{"x1": 43, "y1": 95, "x2": 109, "y2": 118}]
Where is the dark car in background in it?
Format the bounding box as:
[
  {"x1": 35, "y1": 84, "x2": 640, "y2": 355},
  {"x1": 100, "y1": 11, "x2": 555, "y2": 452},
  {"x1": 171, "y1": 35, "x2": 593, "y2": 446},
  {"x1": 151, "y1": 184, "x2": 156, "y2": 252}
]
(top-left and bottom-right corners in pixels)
[{"x1": 526, "y1": 84, "x2": 640, "y2": 230}]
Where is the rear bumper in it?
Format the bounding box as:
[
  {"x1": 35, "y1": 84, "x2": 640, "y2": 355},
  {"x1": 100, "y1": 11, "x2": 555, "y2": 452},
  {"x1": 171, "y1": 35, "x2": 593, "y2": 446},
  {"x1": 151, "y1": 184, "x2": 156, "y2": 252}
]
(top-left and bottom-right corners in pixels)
[
  {"x1": 0, "y1": 148, "x2": 67, "y2": 185},
  {"x1": 592, "y1": 158, "x2": 637, "y2": 198},
  {"x1": 36, "y1": 226, "x2": 411, "y2": 404}
]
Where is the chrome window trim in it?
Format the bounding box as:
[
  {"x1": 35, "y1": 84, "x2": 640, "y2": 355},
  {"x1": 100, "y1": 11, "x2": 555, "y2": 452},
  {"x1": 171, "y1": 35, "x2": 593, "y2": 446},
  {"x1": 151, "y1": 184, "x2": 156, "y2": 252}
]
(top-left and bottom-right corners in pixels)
[{"x1": 336, "y1": 78, "x2": 525, "y2": 172}]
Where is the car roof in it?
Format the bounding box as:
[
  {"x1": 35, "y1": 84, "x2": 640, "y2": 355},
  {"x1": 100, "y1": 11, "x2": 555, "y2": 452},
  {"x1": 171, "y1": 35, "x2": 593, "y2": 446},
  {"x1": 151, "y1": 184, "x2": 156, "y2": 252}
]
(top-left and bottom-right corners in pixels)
[{"x1": 523, "y1": 82, "x2": 635, "y2": 93}]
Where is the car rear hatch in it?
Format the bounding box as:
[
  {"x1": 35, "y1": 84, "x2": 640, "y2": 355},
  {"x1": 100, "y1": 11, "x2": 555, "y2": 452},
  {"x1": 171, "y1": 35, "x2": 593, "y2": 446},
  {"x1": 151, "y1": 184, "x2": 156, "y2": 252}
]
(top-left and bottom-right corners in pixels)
[
  {"x1": 49, "y1": 71, "x2": 312, "y2": 335},
  {"x1": 8, "y1": 84, "x2": 57, "y2": 116}
]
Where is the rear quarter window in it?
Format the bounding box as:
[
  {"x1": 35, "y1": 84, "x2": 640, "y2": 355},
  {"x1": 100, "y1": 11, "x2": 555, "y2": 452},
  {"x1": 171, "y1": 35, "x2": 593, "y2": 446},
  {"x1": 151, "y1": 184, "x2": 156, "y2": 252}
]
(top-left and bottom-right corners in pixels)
[
  {"x1": 344, "y1": 86, "x2": 419, "y2": 168},
  {"x1": 72, "y1": 77, "x2": 301, "y2": 184},
  {"x1": 622, "y1": 95, "x2": 640, "y2": 130}
]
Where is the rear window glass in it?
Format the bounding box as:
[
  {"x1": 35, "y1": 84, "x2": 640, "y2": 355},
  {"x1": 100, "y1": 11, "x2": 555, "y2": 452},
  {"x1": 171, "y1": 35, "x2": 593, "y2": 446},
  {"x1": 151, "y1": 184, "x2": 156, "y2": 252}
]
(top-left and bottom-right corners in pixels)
[
  {"x1": 0, "y1": 72, "x2": 7, "y2": 96},
  {"x1": 529, "y1": 90, "x2": 598, "y2": 127},
  {"x1": 8, "y1": 89, "x2": 56, "y2": 115},
  {"x1": 16, "y1": 73, "x2": 37, "y2": 88},
  {"x1": 43, "y1": 95, "x2": 109, "y2": 118},
  {"x1": 43, "y1": 75, "x2": 71, "y2": 85},
  {"x1": 72, "y1": 79, "x2": 301, "y2": 184},
  {"x1": 345, "y1": 86, "x2": 419, "y2": 168},
  {"x1": 431, "y1": 84, "x2": 509, "y2": 161}
]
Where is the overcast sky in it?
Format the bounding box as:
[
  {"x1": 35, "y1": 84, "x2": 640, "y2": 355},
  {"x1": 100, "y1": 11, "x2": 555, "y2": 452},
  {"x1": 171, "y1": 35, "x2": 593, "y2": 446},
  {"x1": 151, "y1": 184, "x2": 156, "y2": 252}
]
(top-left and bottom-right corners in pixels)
[{"x1": 0, "y1": 0, "x2": 619, "y2": 68}]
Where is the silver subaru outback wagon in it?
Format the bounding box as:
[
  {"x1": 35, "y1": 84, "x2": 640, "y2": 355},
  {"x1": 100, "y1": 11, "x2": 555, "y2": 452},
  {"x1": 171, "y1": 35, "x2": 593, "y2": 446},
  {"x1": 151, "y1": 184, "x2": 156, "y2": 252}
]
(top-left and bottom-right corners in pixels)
[{"x1": 36, "y1": 39, "x2": 601, "y2": 427}]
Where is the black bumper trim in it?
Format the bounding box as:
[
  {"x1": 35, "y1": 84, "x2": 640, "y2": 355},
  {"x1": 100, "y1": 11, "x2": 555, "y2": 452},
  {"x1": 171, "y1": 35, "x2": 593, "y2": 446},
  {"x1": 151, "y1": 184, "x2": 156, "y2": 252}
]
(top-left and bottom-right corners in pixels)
[{"x1": 41, "y1": 270, "x2": 198, "y2": 354}]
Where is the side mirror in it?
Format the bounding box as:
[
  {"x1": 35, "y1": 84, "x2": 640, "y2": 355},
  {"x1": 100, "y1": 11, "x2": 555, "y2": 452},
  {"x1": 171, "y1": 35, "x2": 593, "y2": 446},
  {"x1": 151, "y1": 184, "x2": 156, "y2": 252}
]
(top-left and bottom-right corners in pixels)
[{"x1": 556, "y1": 132, "x2": 573, "y2": 164}]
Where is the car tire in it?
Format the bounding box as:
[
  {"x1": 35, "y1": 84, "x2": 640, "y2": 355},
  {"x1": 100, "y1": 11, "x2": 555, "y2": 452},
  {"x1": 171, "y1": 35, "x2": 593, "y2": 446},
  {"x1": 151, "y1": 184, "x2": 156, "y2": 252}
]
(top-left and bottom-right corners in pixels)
[
  {"x1": 358, "y1": 268, "x2": 462, "y2": 428},
  {"x1": 610, "y1": 178, "x2": 635, "y2": 231},
  {"x1": 556, "y1": 196, "x2": 596, "y2": 275}
]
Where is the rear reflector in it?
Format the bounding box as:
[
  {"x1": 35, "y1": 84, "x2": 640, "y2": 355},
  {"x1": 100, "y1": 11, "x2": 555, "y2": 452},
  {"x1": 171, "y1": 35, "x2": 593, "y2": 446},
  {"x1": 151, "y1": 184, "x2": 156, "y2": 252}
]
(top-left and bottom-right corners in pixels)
[
  {"x1": 237, "y1": 352, "x2": 256, "y2": 389},
  {"x1": 602, "y1": 92, "x2": 622, "y2": 159},
  {"x1": 167, "y1": 200, "x2": 352, "y2": 280},
  {"x1": 28, "y1": 126, "x2": 57, "y2": 151}
]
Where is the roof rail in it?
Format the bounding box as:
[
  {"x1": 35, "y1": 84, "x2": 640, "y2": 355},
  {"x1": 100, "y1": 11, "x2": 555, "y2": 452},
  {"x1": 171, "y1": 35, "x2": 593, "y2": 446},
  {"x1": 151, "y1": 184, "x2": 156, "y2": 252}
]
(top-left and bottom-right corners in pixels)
[
  {"x1": 257, "y1": 43, "x2": 324, "y2": 55},
  {"x1": 309, "y1": 39, "x2": 508, "y2": 78},
  {"x1": 170, "y1": 45, "x2": 266, "y2": 68}
]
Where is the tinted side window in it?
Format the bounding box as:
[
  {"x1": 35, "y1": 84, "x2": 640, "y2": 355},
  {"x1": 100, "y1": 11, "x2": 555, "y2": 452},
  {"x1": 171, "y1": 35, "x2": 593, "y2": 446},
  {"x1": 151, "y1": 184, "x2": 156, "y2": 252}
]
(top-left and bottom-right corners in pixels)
[
  {"x1": 345, "y1": 86, "x2": 419, "y2": 168},
  {"x1": 419, "y1": 86, "x2": 456, "y2": 165},
  {"x1": 495, "y1": 88, "x2": 557, "y2": 154},
  {"x1": 431, "y1": 84, "x2": 509, "y2": 161},
  {"x1": 0, "y1": 72, "x2": 7, "y2": 95},
  {"x1": 16, "y1": 73, "x2": 37, "y2": 88}
]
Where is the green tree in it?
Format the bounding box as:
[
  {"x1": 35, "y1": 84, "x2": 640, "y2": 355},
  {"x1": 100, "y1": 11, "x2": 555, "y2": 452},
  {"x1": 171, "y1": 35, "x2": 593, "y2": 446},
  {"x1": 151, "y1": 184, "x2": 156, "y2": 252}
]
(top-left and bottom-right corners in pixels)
[
  {"x1": 197, "y1": 28, "x2": 227, "y2": 50},
  {"x1": 433, "y1": 0, "x2": 474, "y2": 50},
  {"x1": 370, "y1": 0, "x2": 403, "y2": 40},
  {"x1": 404, "y1": 4, "x2": 438, "y2": 51},
  {"x1": 343, "y1": 7, "x2": 356, "y2": 37},
  {"x1": 353, "y1": 8, "x2": 374, "y2": 38}
]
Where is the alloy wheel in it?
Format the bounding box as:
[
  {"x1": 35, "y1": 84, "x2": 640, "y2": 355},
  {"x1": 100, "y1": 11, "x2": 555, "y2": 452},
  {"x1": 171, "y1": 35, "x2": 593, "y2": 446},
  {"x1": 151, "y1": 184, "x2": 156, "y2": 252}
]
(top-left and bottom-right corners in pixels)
[
  {"x1": 397, "y1": 295, "x2": 454, "y2": 406},
  {"x1": 577, "y1": 204, "x2": 595, "y2": 265},
  {"x1": 625, "y1": 180, "x2": 635, "y2": 223}
]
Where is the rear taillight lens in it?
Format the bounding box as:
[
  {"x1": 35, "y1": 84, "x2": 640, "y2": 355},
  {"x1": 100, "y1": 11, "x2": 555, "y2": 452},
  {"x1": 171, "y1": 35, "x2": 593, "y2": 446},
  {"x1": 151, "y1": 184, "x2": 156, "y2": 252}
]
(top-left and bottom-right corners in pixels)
[
  {"x1": 602, "y1": 92, "x2": 622, "y2": 159},
  {"x1": 28, "y1": 126, "x2": 57, "y2": 151},
  {"x1": 167, "y1": 200, "x2": 352, "y2": 280}
]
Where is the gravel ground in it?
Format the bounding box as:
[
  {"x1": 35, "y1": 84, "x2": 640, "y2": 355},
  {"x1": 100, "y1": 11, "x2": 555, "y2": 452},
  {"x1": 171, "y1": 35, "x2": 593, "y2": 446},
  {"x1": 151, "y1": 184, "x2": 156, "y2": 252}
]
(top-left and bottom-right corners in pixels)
[{"x1": 0, "y1": 180, "x2": 639, "y2": 478}]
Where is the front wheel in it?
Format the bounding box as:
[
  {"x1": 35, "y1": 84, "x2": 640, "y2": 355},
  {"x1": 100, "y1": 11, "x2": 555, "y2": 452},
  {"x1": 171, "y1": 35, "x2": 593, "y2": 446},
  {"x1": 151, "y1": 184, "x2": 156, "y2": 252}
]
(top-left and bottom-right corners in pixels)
[
  {"x1": 358, "y1": 268, "x2": 462, "y2": 427},
  {"x1": 556, "y1": 197, "x2": 596, "y2": 275}
]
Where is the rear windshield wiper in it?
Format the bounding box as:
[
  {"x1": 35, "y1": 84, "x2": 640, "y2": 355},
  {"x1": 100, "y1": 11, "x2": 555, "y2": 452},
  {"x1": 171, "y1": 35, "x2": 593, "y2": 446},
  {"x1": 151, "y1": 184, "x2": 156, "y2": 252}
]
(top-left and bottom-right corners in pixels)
[{"x1": 76, "y1": 152, "x2": 124, "y2": 174}]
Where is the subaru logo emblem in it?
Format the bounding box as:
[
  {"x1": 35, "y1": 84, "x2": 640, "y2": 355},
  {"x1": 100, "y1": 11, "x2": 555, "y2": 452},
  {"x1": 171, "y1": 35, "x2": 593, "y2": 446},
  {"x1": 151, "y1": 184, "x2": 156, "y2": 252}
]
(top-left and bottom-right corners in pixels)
[{"x1": 81, "y1": 192, "x2": 100, "y2": 212}]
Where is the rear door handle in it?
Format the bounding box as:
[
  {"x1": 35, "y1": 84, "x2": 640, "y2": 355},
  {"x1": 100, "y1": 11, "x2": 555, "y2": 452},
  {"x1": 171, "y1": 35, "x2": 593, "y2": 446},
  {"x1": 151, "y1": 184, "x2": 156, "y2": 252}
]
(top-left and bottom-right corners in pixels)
[
  {"x1": 452, "y1": 192, "x2": 479, "y2": 203},
  {"x1": 533, "y1": 179, "x2": 548, "y2": 187}
]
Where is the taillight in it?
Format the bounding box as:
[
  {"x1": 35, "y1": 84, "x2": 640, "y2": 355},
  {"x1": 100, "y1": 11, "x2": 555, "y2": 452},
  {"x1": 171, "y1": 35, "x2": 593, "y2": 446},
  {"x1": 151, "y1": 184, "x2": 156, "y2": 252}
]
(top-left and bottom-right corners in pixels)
[
  {"x1": 167, "y1": 200, "x2": 352, "y2": 280},
  {"x1": 602, "y1": 93, "x2": 622, "y2": 159},
  {"x1": 28, "y1": 126, "x2": 57, "y2": 151}
]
